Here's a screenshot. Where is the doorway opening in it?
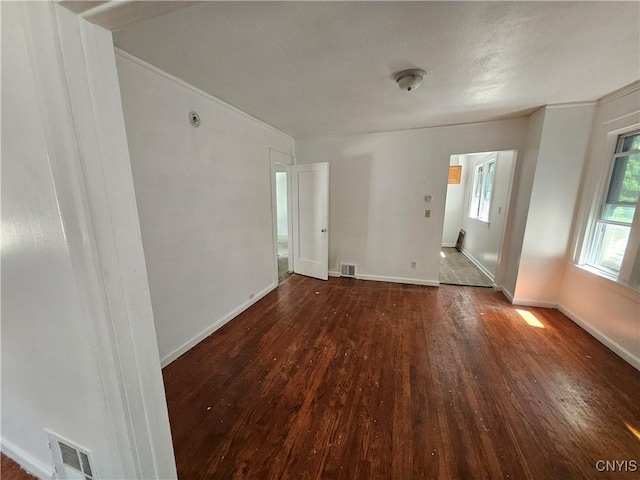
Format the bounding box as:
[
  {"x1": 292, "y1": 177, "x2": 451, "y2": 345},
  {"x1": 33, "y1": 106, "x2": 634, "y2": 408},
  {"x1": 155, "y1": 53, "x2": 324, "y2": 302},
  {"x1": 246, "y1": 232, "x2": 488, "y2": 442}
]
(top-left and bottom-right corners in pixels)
[
  {"x1": 440, "y1": 150, "x2": 517, "y2": 287},
  {"x1": 274, "y1": 163, "x2": 292, "y2": 283}
]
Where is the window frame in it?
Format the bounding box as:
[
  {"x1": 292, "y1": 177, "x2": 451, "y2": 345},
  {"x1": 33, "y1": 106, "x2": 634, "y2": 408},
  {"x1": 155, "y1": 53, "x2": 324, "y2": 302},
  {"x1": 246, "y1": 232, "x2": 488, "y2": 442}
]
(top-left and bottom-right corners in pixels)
[
  {"x1": 581, "y1": 128, "x2": 640, "y2": 286},
  {"x1": 468, "y1": 155, "x2": 496, "y2": 224}
]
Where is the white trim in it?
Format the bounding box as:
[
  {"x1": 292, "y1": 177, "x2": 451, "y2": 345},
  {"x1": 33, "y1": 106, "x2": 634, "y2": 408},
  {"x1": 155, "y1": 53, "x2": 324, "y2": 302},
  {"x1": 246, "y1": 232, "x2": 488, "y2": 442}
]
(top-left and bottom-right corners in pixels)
[
  {"x1": 599, "y1": 80, "x2": 640, "y2": 104},
  {"x1": 161, "y1": 283, "x2": 277, "y2": 367},
  {"x1": 20, "y1": 4, "x2": 176, "y2": 477},
  {"x1": 441, "y1": 243, "x2": 456, "y2": 248},
  {"x1": 461, "y1": 249, "x2": 495, "y2": 282},
  {"x1": 558, "y1": 304, "x2": 640, "y2": 371},
  {"x1": 270, "y1": 154, "x2": 294, "y2": 285},
  {"x1": 114, "y1": 48, "x2": 294, "y2": 142},
  {"x1": 329, "y1": 271, "x2": 438, "y2": 286},
  {"x1": 2, "y1": 438, "x2": 54, "y2": 480},
  {"x1": 79, "y1": 0, "x2": 134, "y2": 19},
  {"x1": 601, "y1": 110, "x2": 640, "y2": 127},
  {"x1": 494, "y1": 285, "x2": 515, "y2": 303},
  {"x1": 545, "y1": 101, "x2": 598, "y2": 110},
  {"x1": 511, "y1": 298, "x2": 559, "y2": 308},
  {"x1": 355, "y1": 273, "x2": 439, "y2": 287}
]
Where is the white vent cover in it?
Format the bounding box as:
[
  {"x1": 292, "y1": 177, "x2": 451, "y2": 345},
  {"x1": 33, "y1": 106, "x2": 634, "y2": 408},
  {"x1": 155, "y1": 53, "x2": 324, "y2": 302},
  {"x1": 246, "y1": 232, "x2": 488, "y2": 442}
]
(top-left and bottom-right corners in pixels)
[
  {"x1": 340, "y1": 263, "x2": 356, "y2": 278},
  {"x1": 48, "y1": 432, "x2": 94, "y2": 480}
]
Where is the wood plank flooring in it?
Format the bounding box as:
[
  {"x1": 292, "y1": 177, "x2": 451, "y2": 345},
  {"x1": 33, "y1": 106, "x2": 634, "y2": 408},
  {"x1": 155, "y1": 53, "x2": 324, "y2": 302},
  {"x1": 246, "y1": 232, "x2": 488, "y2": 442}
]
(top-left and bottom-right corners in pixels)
[
  {"x1": 1, "y1": 454, "x2": 36, "y2": 480},
  {"x1": 163, "y1": 275, "x2": 640, "y2": 480}
]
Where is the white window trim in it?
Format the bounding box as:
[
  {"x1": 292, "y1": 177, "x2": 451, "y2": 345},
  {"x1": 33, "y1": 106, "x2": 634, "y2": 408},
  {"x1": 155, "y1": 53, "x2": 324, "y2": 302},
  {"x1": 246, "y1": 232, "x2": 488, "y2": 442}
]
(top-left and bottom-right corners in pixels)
[
  {"x1": 578, "y1": 126, "x2": 640, "y2": 289},
  {"x1": 468, "y1": 154, "x2": 496, "y2": 224}
]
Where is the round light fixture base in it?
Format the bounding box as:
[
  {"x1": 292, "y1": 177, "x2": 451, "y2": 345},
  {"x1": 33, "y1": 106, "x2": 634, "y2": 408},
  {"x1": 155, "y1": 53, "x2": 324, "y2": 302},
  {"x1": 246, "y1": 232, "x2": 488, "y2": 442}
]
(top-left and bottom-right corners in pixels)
[{"x1": 394, "y1": 68, "x2": 426, "y2": 92}]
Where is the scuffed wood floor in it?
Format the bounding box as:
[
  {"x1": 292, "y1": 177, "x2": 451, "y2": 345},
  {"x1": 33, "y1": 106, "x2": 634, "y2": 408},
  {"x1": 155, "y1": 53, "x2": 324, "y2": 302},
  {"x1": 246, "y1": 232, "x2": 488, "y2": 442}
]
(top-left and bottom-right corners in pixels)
[
  {"x1": 163, "y1": 275, "x2": 640, "y2": 479},
  {"x1": 1, "y1": 454, "x2": 36, "y2": 480}
]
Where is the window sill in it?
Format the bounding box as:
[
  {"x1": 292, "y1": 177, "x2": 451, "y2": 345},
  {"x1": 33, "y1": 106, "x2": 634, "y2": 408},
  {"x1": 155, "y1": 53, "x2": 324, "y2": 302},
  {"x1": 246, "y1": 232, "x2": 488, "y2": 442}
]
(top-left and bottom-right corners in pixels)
[
  {"x1": 570, "y1": 263, "x2": 640, "y2": 302},
  {"x1": 467, "y1": 217, "x2": 490, "y2": 228}
]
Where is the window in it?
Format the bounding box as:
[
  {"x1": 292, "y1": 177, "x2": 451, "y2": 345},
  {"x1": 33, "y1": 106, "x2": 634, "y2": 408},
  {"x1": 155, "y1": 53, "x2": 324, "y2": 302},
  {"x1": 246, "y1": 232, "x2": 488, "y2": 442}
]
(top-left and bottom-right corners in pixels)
[
  {"x1": 585, "y1": 130, "x2": 640, "y2": 286},
  {"x1": 469, "y1": 156, "x2": 496, "y2": 222}
]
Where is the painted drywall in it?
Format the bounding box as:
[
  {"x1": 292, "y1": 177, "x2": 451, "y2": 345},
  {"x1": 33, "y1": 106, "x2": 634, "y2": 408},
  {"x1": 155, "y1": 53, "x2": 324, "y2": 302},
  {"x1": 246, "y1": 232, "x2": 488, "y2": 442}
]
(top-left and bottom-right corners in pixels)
[
  {"x1": 116, "y1": 52, "x2": 294, "y2": 363},
  {"x1": 559, "y1": 83, "x2": 640, "y2": 369},
  {"x1": 442, "y1": 155, "x2": 468, "y2": 246},
  {"x1": 295, "y1": 119, "x2": 529, "y2": 284},
  {"x1": 1, "y1": 3, "x2": 174, "y2": 478},
  {"x1": 514, "y1": 104, "x2": 596, "y2": 304},
  {"x1": 560, "y1": 265, "x2": 639, "y2": 368},
  {"x1": 501, "y1": 108, "x2": 546, "y2": 297},
  {"x1": 460, "y1": 151, "x2": 516, "y2": 280}
]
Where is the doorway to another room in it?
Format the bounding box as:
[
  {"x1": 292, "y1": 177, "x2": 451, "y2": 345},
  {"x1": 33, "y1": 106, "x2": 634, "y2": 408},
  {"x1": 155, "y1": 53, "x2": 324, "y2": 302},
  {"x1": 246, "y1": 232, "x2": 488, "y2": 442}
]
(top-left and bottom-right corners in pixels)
[
  {"x1": 275, "y1": 163, "x2": 292, "y2": 283},
  {"x1": 441, "y1": 151, "x2": 517, "y2": 287}
]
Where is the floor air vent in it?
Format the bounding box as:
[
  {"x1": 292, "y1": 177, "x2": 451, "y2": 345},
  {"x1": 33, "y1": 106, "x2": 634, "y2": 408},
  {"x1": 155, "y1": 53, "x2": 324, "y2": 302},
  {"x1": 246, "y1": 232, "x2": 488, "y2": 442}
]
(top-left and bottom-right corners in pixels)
[
  {"x1": 48, "y1": 432, "x2": 94, "y2": 480},
  {"x1": 340, "y1": 263, "x2": 356, "y2": 278}
]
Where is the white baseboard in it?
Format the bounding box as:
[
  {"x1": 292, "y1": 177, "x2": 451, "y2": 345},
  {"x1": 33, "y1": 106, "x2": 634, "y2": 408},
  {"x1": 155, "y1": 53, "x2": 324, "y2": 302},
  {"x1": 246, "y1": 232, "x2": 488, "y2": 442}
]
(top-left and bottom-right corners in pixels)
[
  {"x1": 558, "y1": 304, "x2": 640, "y2": 371},
  {"x1": 494, "y1": 285, "x2": 515, "y2": 303},
  {"x1": 511, "y1": 298, "x2": 559, "y2": 308},
  {"x1": 161, "y1": 283, "x2": 277, "y2": 367},
  {"x1": 494, "y1": 284, "x2": 559, "y2": 308},
  {"x1": 442, "y1": 242, "x2": 456, "y2": 248},
  {"x1": 355, "y1": 273, "x2": 439, "y2": 287},
  {"x1": 461, "y1": 249, "x2": 495, "y2": 282},
  {"x1": 2, "y1": 438, "x2": 54, "y2": 480},
  {"x1": 329, "y1": 270, "x2": 438, "y2": 286}
]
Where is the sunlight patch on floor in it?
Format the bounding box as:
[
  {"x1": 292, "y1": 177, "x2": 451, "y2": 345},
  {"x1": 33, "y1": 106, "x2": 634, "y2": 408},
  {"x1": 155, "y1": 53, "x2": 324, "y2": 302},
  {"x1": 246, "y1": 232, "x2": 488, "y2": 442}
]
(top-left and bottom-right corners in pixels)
[
  {"x1": 516, "y1": 309, "x2": 545, "y2": 328},
  {"x1": 626, "y1": 423, "x2": 640, "y2": 442}
]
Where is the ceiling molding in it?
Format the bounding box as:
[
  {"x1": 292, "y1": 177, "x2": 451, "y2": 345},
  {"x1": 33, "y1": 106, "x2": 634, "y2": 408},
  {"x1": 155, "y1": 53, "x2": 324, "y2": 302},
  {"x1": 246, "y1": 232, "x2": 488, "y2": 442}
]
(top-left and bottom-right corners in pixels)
[
  {"x1": 599, "y1": 80, "x2": 640, "y2": 104},
  {"x1": 59, "y1": 0, "x2": 194, "y2": 31}
]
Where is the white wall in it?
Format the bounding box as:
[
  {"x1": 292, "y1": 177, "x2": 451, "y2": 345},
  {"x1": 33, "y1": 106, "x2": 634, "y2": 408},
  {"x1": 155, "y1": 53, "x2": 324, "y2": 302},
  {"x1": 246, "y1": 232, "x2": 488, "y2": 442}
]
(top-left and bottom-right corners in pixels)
[
  {"x1": 514, "y1": 104, "x2": 596, "y2": 304},
  {"x1": 115, "y1": 52, "x2": 294, "y2": 364},
  {"x1": 460, "y1": 151, "x2": 516, "y2": 280},
  {"x1": 295, "y1": 119, "x2": 529, "y2": 285},
  {"x1": 559, "y1": 83, "x2": 640, "y2": 369},
  {"x1": 442, "y1": 155, "x2": 467, "y2": 246},
  {"x1": 501, "y1": 108, "x2": 546, "y2": 297},
  {"x1": 2, "y1": 3, "x2": 175, "y2": 478}
]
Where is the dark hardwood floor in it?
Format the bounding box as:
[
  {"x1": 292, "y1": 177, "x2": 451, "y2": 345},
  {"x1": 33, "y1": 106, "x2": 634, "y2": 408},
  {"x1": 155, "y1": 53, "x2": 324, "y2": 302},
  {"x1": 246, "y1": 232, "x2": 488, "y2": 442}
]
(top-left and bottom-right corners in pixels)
[
  {"x1": 1, "y1": 454, "x2": 36, "y2": 480},
  {"x1": 163, "y1": 275, "x2": 640, "y2": 479}
]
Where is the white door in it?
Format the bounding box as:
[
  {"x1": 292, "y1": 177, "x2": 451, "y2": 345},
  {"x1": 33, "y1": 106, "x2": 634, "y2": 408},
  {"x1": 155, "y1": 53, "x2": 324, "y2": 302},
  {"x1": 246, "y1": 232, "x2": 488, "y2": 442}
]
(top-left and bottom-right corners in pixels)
[{"x1": 292, "y1": 163, "x2": 329, "y2": 280}]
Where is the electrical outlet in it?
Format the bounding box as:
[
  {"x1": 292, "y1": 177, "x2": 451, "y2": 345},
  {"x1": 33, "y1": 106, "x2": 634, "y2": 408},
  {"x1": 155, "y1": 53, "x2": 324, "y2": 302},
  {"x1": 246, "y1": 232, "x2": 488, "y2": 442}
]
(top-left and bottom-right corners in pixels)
[
  {"x1": 424, "y1": 209, "x2": 431, "y2": 218},
  {"x1": 410, "y1": 261, "x2": 416, "y2": 269}
]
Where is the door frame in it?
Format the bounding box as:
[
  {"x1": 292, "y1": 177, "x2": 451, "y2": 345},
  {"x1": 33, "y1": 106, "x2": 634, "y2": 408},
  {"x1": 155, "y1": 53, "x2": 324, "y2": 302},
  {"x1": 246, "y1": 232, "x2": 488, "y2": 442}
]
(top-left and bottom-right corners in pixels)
[
  {"x1": 270, "y1": 148, "x2": 294, "y2": 284},
  {"x1": 441, "y1": 149, "x2": 518, "y2": 287}
]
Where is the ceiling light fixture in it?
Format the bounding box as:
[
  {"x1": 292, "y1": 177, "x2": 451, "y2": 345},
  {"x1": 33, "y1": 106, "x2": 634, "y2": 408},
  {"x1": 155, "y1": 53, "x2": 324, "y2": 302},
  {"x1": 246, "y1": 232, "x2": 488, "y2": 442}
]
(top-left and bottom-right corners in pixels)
[{"x1": 394, "y1": 68, "x2": 426, "y2": 92}]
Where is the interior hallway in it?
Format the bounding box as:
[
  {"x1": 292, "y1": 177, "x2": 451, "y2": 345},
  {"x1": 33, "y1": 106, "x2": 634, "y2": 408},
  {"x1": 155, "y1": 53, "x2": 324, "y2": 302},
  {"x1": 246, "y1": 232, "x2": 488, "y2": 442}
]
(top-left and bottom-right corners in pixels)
[
  {"x1": 439, "y1": 247, "x2": 493, "y2": 287},
  {"x1": 162, "y1": 275, "x2": 640, "y2": 479}
]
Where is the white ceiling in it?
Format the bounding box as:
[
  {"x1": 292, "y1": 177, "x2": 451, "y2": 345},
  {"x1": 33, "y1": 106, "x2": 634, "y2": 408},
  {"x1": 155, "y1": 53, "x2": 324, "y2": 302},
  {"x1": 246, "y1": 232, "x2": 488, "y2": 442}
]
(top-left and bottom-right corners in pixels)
[{"x1": 113, "y1": 1, "x2": 640, "y2": 138}]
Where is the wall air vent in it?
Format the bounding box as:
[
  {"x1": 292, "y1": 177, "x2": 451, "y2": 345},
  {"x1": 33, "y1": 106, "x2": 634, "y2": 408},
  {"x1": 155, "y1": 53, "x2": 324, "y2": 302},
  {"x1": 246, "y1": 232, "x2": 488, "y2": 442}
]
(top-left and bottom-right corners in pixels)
[
  {"x1": 47, "y1": 432, "x2": 94, "y2": 480},
  {"x1": 340, "y1": 263, "x2": 356, "y2": 278}
]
